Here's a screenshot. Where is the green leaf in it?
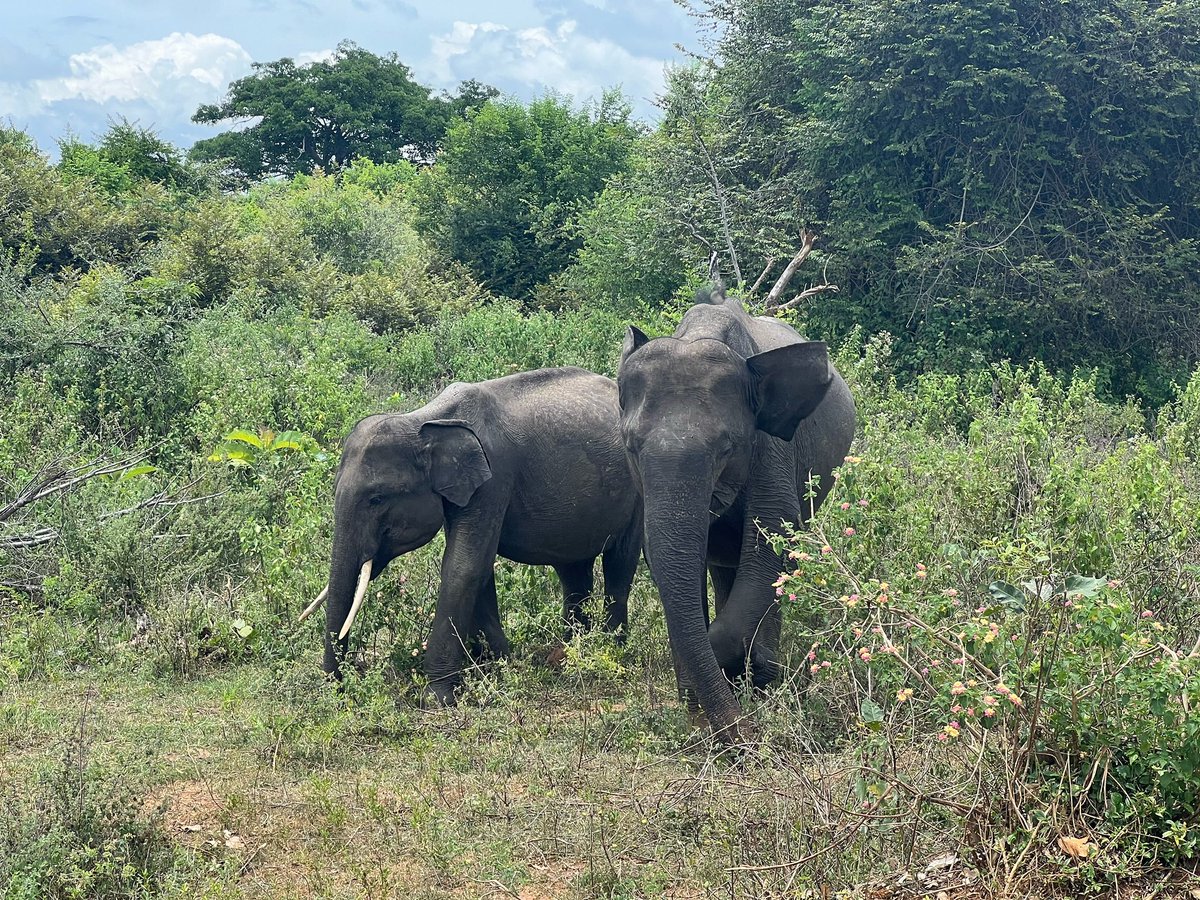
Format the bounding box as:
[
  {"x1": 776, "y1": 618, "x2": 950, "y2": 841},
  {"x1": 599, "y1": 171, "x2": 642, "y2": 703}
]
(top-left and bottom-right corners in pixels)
[
  {"x1": 1064, "y1": 575, "x2": 1109, "y2": 599},
  {"x1": 223, "y1": 429, "x2": 264, "y2": 449},
  {"x1": 860, "y1": 697, "x2": 884, "y2": 730},
  {"x1": 988, "y1": 581, "x2": 1026, "y2": 612},
  {"x1": 119, "y1": 464, "x2": 158, "y2": 480}
]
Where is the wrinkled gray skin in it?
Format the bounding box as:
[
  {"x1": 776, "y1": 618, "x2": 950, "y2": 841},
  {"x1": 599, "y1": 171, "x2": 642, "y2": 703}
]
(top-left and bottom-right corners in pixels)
[
  {"x1": 323, "y1": 367, "x2": 642, "y2": 702},
  {"x1": 617, "y1": 291, "x2": 856, "y2": 740}
]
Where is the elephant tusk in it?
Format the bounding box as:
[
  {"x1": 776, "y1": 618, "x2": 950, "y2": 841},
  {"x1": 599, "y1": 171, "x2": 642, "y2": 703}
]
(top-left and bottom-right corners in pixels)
[
  {"x1": 338, "y1": 560, "x2": 373, "y2": 640},
  {"x1": 297, "y1": 586, "x2": 328, "y2": 623}
]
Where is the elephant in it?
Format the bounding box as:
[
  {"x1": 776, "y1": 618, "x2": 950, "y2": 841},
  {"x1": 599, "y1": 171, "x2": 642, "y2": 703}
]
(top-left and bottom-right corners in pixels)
[
  {"x1": 301, "y1": 367, "x2": 643, "y2": 702},
  {"x1": 617, "y1": 287, "x2": 856, "y2": 741}
]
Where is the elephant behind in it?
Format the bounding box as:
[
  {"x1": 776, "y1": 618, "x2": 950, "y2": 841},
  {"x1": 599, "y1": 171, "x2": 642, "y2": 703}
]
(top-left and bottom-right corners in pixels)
[{"x1": 303, "y1": 367, "x2": 643, "y2": 703}]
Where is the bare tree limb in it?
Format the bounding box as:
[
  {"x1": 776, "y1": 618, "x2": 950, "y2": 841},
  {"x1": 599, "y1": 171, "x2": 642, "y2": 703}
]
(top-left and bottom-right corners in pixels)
[
  {"x1": 680, "y1": 105, "x2": 742, "y2": 285},
  {"x1": 770, "y1": 283, "x2": 841, "y2": 314},
  {"x1": 764, "y1": 231, "x2": 817, "y2": 310},
  {"x1": 0, "y1": 453, "x2": 148, "y2": 522},
  {"x1": 749, "y1": 257, "x2": 777, "y2": 295},
  {"x1": 0, "y1": 527, "x2": 58, "y2": 550}
]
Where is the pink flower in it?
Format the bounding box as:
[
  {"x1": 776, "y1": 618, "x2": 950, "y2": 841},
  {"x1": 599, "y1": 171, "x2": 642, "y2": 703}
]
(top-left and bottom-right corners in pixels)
[
  {"x1": 788, "y1": 593, "x2": 797, "y2": 602},
  {"x1": 810, "y1": 664, "x2": 820, "y2": 674},
  {"x1": 821, "y1": 545, "x2": 833, "y2": 555},
  {"x1": 840, "y1": 502, "x2": 851, "y2": 511},
  {"x1": 937, "y1": 732, "x2": 948, "y2": 742},
  {"x1": 858, "y1": 499, "x2": 869, "y2": 507},
  {"x1": 798, "y1": 553, "x2": 812, "y2": 562},
  {"x1": 916, "y1": 570, "x2": 927, "y2": 579},
  {"x1": 965, "y1": 707, "x2": 976, "y2": 717},
  {"x1": 984, "y1": 708, "x2": 996, "y2": 717},
  {"x1": 821, "y1": 660, "x2": 831, "y2": 668},
  {"x1": 916, "y1": 563, "x2": 926, "y2": 571},
  {"x1": 844, "y1": 527, "x2": 856, "y2": 537},
  {"x1": 951, "y1": 704, "x2": 962, "y2": 714},
  {"x1": 776, "y1": 587, "x2": 784, "y2": 596},
  {"x1": 807, "y1": 650, "x2": 817, "y2": 661},
  {"x1": 951, "y1": 681, "x2": 966, "y2": 695},
  {"x1": 1141, "y1": 610, "x2": 1154, "y2": 619},
  {"x1": 943, "y1": 588, "x2": 958, "y2": 597}
]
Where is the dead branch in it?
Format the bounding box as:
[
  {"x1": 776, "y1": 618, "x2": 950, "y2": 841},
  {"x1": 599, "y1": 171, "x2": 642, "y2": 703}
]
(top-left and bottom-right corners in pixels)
[
  {"x1": 770, "y1": 282, "x2": 840, "y2": 313},
  {"x1": 0, "y1": 527, "x2": 58, "y2": 550},
  {"x1": 680, "y1": 105, "x2": 742, "y2": 285},
  {"x1": 764, "y1": 231, "x2": 817, "y2": 309},
  {"x1": 0, "y1": 453, "x2": 148, "y2": 523},
  {"x1": 749, "y1": 257, "x2": 777, "y2": 295}
]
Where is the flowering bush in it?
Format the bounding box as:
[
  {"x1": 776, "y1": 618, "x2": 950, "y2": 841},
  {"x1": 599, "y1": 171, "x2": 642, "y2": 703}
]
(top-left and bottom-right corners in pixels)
[{"x1": 766, "y1": 350, "x2": 1200, "y2": 868}]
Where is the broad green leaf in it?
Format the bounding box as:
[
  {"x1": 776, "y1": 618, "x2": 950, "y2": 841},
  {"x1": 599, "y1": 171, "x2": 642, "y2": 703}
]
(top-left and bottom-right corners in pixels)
[
  {"x1": 860, "y1": 697, "x2": 884, "y2": 730},
  {"x1": 119, "y1": 464, "x2": 158, "y2": 479},
  {"x1": 1064, "y1": 575, "x2": 1109, "y2": 599},
  {"x1": 223, "y1": 429, "x2": 264, "y2": 449},
  {"x1": 988, "y1": 581, "x2": 1026, "y2": 612}
]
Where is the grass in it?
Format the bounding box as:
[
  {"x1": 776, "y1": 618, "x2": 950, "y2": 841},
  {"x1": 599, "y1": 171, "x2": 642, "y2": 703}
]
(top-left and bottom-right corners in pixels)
[{"x1": 0, "y1": 573, "x2": 983, "y2": 900}]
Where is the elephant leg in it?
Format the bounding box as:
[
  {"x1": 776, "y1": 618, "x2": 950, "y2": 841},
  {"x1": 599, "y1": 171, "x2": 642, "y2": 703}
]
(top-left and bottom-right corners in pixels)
[
  {"x1": 470, "y1": 570, "x2": 510, "y2": 661},
  {"x1": 709, "y1": 555, "x2": 787, "y2": 688},
  {"x1": 555, "y1": 559, "x2": 595, "y2": 639},
  {"x1": 423, "y1": 515, "x2": 502, "y2": 705},
  {"x1": 709, "y1": 564, "x2": 736, "y2": 620},
  {"x1": 600, "y1": 522, "x2": 640, "y2": 640}
]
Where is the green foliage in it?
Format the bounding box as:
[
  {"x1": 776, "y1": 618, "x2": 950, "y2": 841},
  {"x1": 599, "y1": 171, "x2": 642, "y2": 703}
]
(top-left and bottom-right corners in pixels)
[
  {"x1": 664, "y1": 0, "x2": 1200, "y2": 398},
  {"x1": 557, "y1": 145, "x2": 690, "y2": 315},
  {"x1": 0, "y1": 703, "x2": 210, "y2": 897},
  {"x1": 190, "y1": 40, "x2": 491, "y2": 181},
  {"x1": 412, "y1": 92, "x2": 640, "y2": 299},
  {"x1": 765, "y1": 345, "x2": 1200, "y2": 869},
  {"x1": 388, "y1": 300, "x2": 627, "y2": 391}
]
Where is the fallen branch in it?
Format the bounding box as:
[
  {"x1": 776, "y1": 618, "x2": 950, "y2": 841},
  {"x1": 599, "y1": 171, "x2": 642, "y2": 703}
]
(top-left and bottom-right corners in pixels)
[{"x1": 0, "y1": 453, "x2": 148, "y2": 522}]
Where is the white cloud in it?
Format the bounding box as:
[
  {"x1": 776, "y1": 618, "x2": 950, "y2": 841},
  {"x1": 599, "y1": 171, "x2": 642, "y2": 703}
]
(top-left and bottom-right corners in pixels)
[
  {"x1": 428, "y1": 19, "x2": 666, "y2": 112},
  {"x1": 295, "y1": 48, "x2": 336, "y2": 66},
  {"x1": 2, "y1": 32, "x2": 252, "y2": 117}
]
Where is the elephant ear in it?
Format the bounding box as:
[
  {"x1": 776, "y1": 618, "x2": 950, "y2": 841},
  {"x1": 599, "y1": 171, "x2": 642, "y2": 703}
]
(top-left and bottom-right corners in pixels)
[
  {"x1": 619, "y1": 325, "x2": 651, "y2": 367},
  {"x1": 746, "y1": 342, "x2": 833, "y2": 440},
  {"x1": 419, "y1": 419, "x2": 492, "y2": 507}
]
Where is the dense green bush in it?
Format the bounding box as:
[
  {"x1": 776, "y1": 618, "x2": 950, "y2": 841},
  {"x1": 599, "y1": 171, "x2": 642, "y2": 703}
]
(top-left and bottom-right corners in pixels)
[{"x1": 768, "y1": 340, "x2": 1200, "y2": 868}]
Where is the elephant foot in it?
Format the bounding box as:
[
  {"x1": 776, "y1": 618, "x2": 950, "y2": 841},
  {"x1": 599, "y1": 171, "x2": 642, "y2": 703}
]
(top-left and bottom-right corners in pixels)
[{"x1": 418, "y1": 678, "x2": 460, "y2": 708}]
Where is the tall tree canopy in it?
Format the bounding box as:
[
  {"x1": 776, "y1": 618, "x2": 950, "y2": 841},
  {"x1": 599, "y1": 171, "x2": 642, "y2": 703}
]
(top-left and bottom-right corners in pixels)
[
  {"x1": 412, "y1": 92, "x2": 640, "y2": 300},
  {"x1": 190, "y1": 41, "x2": 494, "y2": 181},
  {"x1": 654, "y1": 0, "x2": 1200, "y2": 398}
]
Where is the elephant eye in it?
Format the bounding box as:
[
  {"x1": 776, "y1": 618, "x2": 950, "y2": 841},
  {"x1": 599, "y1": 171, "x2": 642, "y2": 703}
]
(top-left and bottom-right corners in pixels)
[{"x1": 368, "y1": 495, "x2": 386, "y2": 507}]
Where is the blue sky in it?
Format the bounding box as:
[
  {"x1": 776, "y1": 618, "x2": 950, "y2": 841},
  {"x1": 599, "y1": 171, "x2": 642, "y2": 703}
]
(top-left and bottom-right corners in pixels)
[{"x1": 0, "y1": 0, "x2": 702, "y2": 156}]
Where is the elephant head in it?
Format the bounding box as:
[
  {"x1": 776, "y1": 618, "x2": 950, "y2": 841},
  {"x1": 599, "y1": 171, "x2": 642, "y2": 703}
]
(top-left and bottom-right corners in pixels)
[
  {"x1": 616, "y1": 327, "x2": 833, "y2": 735},
  {"x1": 300, "y1": 414, "x2": 492, "y2": 675}
]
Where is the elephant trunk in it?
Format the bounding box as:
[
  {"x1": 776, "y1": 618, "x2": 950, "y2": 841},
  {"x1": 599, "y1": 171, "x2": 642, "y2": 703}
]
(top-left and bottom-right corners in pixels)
[
  {"x1": 640, "y1": 465, "x2": 743, "y2": 740},
  {"x1": 323, "y1": 525, "x2": 372, "y2": 676}
]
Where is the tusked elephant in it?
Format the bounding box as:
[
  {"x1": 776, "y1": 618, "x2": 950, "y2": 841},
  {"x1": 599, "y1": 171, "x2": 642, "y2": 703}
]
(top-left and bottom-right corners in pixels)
[
  {"x1": 617, "y1": 287, "x2": 856, "y2": 741},
  {"x1": 301, "y1": 367, "x2": 643, "y2": 703}
]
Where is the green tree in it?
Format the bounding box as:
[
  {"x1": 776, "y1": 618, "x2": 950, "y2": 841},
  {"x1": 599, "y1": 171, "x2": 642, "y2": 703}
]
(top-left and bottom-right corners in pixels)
[
  {"x1": 664, "y1": 0, "x2": 1200, "y2": 399},
  {"x1": 413, "y1": 92, "x2": 640, "y2": 299},
  {"x1": 190, "y1": 41, "x2": 488, "y2": 180}
]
